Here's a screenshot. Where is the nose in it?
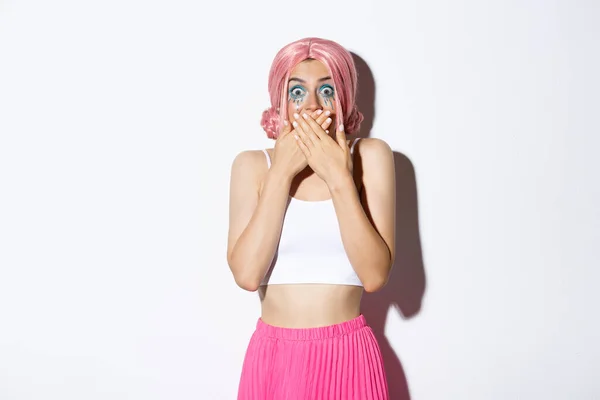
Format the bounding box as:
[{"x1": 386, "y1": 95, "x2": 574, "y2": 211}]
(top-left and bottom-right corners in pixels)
[{"x1": 302, "y1": 92, "x2": 320, "y2": 112}]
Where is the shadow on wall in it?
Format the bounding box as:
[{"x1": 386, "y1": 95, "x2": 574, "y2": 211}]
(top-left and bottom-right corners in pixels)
[{"x1": 352, "y1": 53, "x2": 428, "y2": 400}]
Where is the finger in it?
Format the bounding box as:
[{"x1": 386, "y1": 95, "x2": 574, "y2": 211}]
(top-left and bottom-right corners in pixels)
[
  {"x1": 294, "y1": 134, "x2": 311, "y2": 157},
  {"x1": 310, "y1": 109, "x2": 322, "y2": 120},
  {"x1": 292, "y1": 117, "x2": 314, "y2": 148},
  {"x1": 335, "y1": 124, "x2": 347, "y2": 148},
  {"x1": 292, "y1": 114, "x2": 319, "y2": 147},
  {"x1": 295, "y1": 112, "x2": 321, "y2": 143},
  {"x1": 310, "y1": 109, "x2": 330, "y2": 132},
  {"x1": 314, "y1": 109, "x2": 331, "y2": 126},
  {"x1": 319, "y1": 112, "x2": 333, "y2": 135},
  {"x1": 302, "y1": 112, "x2": 328, "y2": 140},
  {"x1": 322, "y1": 116, "x2": 333, "y2": 132},
  {"x1": 280, "y1": 119, "x2": 292, "y2": 137},
  {"x1": 298, "y1": 109, "x2": 328, "y2": 128}
]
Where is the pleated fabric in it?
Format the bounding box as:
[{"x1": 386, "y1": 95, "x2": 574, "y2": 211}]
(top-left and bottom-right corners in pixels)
[{"x1": 237, "y1": 315, "x2": 389, "y2": 400}]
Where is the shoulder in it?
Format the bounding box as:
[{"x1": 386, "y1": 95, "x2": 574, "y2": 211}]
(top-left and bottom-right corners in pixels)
[
  {"x1": 229, "y1": 149, "x2": 272, "y2": 195},
  {"x1": 230, "y1": 149, "x2": 271, "y2": 174},
  {"x1": 353, "y1": 138, "x2": 394, "y2": 193},
  {"x1": 354, "y1": 138, "x2": 393, "y2": 165}
]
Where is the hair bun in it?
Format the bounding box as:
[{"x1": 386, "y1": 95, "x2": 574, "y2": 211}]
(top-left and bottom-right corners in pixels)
[
  {"x1": 261, "y1": 107, "x2": 280, "y2": 139},
  {"x1": 345, "y1": 107, "x2": 364, "y2": 135}
]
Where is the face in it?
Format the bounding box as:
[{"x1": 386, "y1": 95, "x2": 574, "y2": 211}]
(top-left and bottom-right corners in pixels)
[{"x1": 286, "y1": 59, "x2": 337, "y2": 128}]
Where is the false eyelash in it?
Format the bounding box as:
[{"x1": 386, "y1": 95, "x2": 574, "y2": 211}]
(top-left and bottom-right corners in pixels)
[
  {"x1": 288, "y1": 85, "x2": 307, "y2": 101},
  {"x1": 319, "y1": 84, "x2": 335, "y2": 98}
]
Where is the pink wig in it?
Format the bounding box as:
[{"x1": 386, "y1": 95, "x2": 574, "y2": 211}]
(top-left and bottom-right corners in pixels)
[{"x1": 260, "y1": 37, "x2": 363, "y2": 139}]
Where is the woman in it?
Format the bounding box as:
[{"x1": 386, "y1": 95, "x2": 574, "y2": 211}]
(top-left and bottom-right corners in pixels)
[{"x1": 227, "y1": 37, "x2": 395, "y2": 399}]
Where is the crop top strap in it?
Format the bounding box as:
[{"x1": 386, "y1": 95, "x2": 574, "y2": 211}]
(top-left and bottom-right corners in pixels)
[
  {"x1": 262, "y1": 149, "x2": 272, "y2": 169},
  {"x1": 350, "y1": 137, "x2": 361, "y2": 155}
]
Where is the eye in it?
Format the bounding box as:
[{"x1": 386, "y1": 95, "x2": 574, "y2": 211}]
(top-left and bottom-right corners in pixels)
[
  {"x1": 289, "y1": 85, "x2": 306, "y2": 100},
  {"x1": 319, "y1": 84, "x2": 335, "y2": 98}
]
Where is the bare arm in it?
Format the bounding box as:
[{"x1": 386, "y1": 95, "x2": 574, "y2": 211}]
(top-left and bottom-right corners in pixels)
[
  {"x1": 227, "y1": 112, "x2": 331, "y2": 291},
  {"x1": 328, "y1": 138, "x2": 396, "y2": 292},
  {"x1": 226, "y1": 151, "x2": 292, "y2": 291}
]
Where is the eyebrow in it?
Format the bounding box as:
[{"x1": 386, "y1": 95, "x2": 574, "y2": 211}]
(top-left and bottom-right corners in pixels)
[{"x1": 288, "y1": 76, "x2": 332, "y2": 83}]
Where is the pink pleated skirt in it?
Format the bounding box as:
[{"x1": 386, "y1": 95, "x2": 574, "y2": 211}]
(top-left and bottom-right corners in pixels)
[{"x1": 237, "y1": 314, "x2": 389, "y2": 399}]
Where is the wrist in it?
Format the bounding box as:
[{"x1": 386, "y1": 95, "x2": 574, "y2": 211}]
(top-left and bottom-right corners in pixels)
[
  {"x1": 326, "y1": 170, "x2": 354, "y2": 193},
  {"x1": 268, "y1": 165, "x2": 294, "y2": 185}
]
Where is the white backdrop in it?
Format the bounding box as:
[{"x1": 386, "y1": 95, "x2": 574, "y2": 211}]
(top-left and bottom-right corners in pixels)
[{"x1": 1, "y1": 0, "x2": 599, "y2": 399}]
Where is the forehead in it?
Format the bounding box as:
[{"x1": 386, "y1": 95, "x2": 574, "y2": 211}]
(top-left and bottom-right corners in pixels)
[{"x1": 289, "y1": 59, "x2": 330, "y2": 81}]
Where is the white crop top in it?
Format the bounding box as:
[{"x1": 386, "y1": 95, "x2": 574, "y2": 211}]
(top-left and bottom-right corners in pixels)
[{"x1": 259, "y1": 138, "x2": 363, "y2": 287}]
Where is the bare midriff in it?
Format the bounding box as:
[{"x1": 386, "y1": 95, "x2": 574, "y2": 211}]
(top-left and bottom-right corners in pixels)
[{"x1": 257, "y1": 284, "x2": 364, "y2": 328}]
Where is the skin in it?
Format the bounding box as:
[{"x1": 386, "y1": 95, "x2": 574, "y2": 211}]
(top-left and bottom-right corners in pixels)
[{"x1": 227, "y1": 59, "x2": 396, "y2": 328}]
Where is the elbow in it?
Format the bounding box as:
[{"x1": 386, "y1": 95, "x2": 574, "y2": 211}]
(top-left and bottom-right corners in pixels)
[
  {"x1": 228, "y1": 255, "x2": 261, "y2": 292},
  {"x1": 363, "y1": 276, "x2": 388, "y2": 293},
  {"x1": 234, "y1": 274, "x2": 261, "y2": 292},
  {"x1": 362, "y1": 261, "x2": 392, "y2": 293},
  {"x1": 229, "y1": 265, "x2": 261, "y2": 292}
]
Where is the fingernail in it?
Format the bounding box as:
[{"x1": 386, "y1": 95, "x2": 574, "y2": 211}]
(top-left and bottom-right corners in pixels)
[
  {"x1": 325, "y1": 130, "x2": 329, "y2": 134},
  {"x1": 339, "y1": 124, "x2": 344, "y2": 131},
  {"x1": 283, "y1": 120, "x2": 288, "y2": 126},
  {"x1": 293, "y1": 121, "x2": 298, "y2": 127},
  {"x1": 293, "y1": 113, "x2": 299, "y2": 119},
  {"x1": 302, "y1": 113, "x2": 308, "y2": 119},
  {"x1": 326, "y1": 117, "x2": 332, "y2": 124},
  {"x1": 294, "y1": 134, "x2": 299, "y2": 140},
  {"x1": 316, "y1": 109, "x2": 323, "y2": 115},
  {"x1": 325, "y1": 110, "x2": 331, "y2": 116}
]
